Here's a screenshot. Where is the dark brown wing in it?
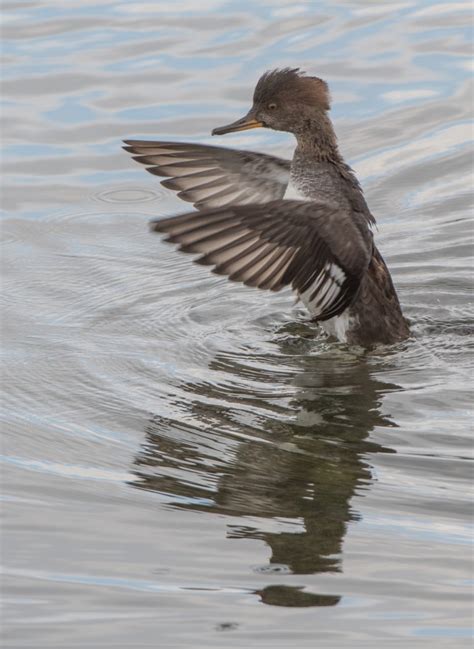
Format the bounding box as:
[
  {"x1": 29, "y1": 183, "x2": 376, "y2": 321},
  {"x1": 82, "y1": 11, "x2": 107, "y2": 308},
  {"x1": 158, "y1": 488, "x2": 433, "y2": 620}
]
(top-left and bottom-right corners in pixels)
[
  {"x1": 151, "y1": 200, "x2": 372, "y2": 321},
  {"x1": 123, "y1": 140, "x2": 290, "y2": 210}
]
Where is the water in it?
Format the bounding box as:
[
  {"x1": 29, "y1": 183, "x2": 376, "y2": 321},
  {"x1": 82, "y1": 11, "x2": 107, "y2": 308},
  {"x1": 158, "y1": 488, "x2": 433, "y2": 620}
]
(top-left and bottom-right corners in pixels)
[{"x1": 1, "y1": 1, "x2": 473, "y2": 646}]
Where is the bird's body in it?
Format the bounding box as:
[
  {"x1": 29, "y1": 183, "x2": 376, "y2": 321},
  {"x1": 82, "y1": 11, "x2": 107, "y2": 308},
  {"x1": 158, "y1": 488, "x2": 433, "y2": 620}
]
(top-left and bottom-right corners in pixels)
[
  {"x1": 124, "y1": 68, "x2": 409, "y2": 347},
  {"x1": 283, "y1": 147, "x2": 409, "y2": 345}
]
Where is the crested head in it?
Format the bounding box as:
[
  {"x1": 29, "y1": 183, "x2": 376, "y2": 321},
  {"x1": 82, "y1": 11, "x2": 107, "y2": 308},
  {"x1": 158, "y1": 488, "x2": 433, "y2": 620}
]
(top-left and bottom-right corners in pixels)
[
  {"x1": 253, "y1": 68, "x2": 331, "y2": 112},
  {"x1": 211, "y1": 66, "x2": 337, "y2": 150}
]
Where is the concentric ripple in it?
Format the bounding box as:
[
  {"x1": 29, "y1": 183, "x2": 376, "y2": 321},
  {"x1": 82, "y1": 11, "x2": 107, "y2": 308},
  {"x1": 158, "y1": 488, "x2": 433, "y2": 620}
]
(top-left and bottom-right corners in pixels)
[{"x1": 2, "y1": 0, "x2": 473, "y2": 646}]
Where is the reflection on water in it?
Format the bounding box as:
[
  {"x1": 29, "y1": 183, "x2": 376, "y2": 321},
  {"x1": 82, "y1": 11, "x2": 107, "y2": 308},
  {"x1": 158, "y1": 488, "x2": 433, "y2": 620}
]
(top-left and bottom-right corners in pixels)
[
  {"x1": 2, "y1": 0, "x2": 473, "y2": 645},
  {"x1": 132, "y1": 345, "x2": 398, "y2": 605}
]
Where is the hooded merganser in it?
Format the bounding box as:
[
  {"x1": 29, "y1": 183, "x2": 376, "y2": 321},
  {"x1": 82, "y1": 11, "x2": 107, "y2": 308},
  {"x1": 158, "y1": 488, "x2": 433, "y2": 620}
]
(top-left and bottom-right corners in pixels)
[{"x1": 123, "y1": 68, "x2": 410, "y2": 347}]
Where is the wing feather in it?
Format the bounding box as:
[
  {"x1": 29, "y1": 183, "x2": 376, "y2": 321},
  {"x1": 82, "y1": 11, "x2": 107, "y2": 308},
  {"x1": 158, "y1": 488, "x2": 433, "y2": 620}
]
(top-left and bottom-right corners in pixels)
[
  {"x1": 151, "y1": 200, "x2": 372, "y2": 320},
  {"x1": 123, "y1": 140, "x2": 290, "y2": 210}
]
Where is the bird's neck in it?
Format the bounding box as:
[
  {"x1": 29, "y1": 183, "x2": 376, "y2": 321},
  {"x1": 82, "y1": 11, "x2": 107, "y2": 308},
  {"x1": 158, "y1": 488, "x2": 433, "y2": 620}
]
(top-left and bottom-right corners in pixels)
[
  {"x1": 294, "y1": 113, "x2": 342, "y2": 164},
  {"x1": 290, "y1": 114, "x2": 373, "y2": 224}
]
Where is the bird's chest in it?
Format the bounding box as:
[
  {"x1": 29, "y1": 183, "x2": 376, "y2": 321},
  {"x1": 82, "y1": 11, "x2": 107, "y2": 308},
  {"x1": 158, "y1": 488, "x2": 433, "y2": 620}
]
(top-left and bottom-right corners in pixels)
[
  {"x1": 285, "y1": 161, "x2": 347, "y2": 205},
  {"x1": 284, "y1": 161, "x2": 359, "y2": 343},
  {"x1": 283, "y1": 176, "x2": 308, "y2": 201}
]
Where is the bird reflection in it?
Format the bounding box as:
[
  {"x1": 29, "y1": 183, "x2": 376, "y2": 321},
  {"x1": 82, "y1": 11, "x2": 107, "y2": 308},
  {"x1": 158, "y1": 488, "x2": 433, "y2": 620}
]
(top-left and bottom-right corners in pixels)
[{"x1": 130, "y1": 333, "x2": 399, "y2": 607}]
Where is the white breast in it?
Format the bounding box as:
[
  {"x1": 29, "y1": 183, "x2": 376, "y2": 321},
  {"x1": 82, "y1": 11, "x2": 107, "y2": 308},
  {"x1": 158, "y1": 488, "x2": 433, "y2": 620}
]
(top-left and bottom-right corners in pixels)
[{"x1": 284, "y1": 178, "x2": 308, "y2": 201}]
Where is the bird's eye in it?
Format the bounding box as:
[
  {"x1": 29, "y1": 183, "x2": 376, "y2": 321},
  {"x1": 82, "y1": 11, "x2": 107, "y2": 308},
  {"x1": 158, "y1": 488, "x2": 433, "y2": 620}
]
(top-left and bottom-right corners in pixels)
[{"x1": 268, "y1": 102, "x2": 277, "y2": 111}]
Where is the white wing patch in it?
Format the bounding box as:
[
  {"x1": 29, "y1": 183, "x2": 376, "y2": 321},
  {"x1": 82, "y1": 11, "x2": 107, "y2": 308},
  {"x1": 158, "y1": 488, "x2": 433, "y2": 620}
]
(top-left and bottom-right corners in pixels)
[
  {"x1": 321, "y1": 311, "x2": 358, "y2": 343},
  {"x1": 298, "y1": 262, "x2": 347, "y2": 318},
  {"x1": 151, "y1": 197, "x2": 372, "y2": 329}
]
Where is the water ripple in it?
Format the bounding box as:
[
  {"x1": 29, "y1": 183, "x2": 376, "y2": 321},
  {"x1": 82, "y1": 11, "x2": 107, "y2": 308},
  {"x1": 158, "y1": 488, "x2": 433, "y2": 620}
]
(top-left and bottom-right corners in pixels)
[{"x1": 2, "y1": 0, "x2": 472, "y2": 645}]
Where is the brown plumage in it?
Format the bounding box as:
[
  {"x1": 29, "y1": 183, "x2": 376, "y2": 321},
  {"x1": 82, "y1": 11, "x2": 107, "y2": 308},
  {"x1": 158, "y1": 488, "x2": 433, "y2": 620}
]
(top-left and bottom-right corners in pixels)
[
  {"x1": 151, "y1": 200, "x2": 371, "y2": 322},
  {"x1": 123, "y1": 68, "x2": 410, "y2": 347},
  {"x1": 253, "y1": 68, "x2": 331, "y2": 111},
  {"x1": 122, "y1": 140, "x2": 290, "y2": 210}
]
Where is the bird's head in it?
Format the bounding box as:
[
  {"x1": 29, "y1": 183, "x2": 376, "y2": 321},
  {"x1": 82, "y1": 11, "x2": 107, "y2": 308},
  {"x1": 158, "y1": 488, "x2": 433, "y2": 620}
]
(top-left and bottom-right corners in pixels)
[{"x1": 212, "y1": 68, "x2": 331, "y2": 137}]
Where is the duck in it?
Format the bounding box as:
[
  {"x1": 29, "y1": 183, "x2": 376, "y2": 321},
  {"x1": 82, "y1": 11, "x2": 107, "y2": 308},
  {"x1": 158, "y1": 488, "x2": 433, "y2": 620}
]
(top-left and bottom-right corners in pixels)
[{"x1": 123, "y1": 68, "x2": 410, "y2": 347}]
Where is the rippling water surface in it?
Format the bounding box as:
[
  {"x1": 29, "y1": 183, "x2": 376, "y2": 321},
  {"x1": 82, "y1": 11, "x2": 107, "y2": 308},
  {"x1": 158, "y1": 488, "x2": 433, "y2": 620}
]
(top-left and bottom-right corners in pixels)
[{"x1": 2, "y1": 1, "x2": 473, "y2": 646}]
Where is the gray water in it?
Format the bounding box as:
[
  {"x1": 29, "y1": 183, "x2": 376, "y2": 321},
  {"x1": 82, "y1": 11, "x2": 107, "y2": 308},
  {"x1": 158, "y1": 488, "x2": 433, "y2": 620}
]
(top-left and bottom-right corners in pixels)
[{"x1": 1, "y1": 1, "x2": 473, "y2": 647}]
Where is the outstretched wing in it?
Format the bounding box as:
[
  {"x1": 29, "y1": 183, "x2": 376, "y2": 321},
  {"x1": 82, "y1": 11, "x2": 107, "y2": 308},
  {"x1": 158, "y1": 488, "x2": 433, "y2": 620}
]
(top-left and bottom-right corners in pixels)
[
  {"x1": 151, "y1": 200, "x2": 372, "y2": 321},
  {"x1": 123, "y1": 140, "x2": 290, "y2": 210}
]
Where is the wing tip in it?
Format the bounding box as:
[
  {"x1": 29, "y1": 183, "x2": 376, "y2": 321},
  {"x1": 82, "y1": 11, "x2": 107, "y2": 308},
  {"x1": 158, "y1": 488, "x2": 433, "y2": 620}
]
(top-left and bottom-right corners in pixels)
[
  {"x1": 149, "y1": 219, "x2": 164, "y2": 233},
  {"x1": 146, "y1": 167, "x2": 167, "y2": 178}
]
